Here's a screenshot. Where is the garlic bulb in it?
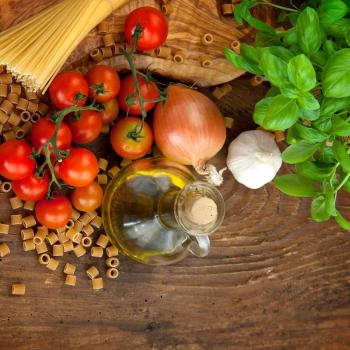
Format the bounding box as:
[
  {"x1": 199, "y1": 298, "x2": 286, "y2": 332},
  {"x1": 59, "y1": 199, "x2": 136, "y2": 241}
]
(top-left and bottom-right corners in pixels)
[{"x1": 227, "y1": 130, "x2": 282, "y2": 189}]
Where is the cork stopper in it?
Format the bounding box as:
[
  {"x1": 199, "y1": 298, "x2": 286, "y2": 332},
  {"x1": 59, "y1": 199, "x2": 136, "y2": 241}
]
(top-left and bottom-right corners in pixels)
[{"x1": 185, "y1": 196, "x2": 218, "y2": 226}]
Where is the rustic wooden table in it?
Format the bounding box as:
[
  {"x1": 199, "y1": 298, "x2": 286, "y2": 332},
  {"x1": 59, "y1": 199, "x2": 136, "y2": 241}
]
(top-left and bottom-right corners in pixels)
[{"x1": 1, "y1": 1, "x2": 350, "y2": 350}]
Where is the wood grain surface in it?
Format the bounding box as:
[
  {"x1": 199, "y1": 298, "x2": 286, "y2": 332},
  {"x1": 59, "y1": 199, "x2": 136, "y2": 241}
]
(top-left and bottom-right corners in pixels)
[{"x1": 1, "y1": 1, "x2": 350, "y2": 350}]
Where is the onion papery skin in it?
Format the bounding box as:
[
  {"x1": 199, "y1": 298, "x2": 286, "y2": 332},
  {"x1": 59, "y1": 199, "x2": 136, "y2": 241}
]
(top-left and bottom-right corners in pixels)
[{"x1": 153, "y1": 85, "x2": 226, "y2": 170}]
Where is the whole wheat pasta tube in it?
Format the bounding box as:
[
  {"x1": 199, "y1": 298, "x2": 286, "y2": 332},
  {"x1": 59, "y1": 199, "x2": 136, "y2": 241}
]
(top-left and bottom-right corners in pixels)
[
  {"x1": 10, "y1": 196, "x2": 23, "y2": 210},
  {"x1": 21, "y1": 121, "x2": 33, "y2": 134},
  {"x1": 106, "y1": 257, "x2": 119, "y2": 268},
  {"x1": 73, "y1": 221, "x2": 84, "y2": 232},
  {"x1": 46, "y1": 232, "x2": 59, "y2": 245},
  {"x1": 0, "y1": 110, "x2": 9, "y2": 123},
  {"x1": 14, "y1": 126, "x2": 26, "y2": 140},
  {"x1": 25, "y1": 90, "x2": 38, "y2": 101},
  {"x1": 65, "y1": 274, "x2": 77, "y2": 287},
  {"x1": 12, "y1": 284, "x2": 26, "y2": 296},
  {"x1": 71, "y1": 208, "x2": 81, "y2": 221},
  {"x1": 37, "y1": 102, "x2": 49, "y2": 115},
  {"x1": 23, "y1": 239, "x2": 36, "y2": 252},
  {"x1": 63, "y1": 240, "x2": 74, "y2": 252},
  {"x1": 0, "y1": 223, "x2": 10, "y2": 234},
  {"x1": 23, "y1": 200, "x2": 35, "y2": 211},
  {"x1": 91, "y1": 277, "x2": 104, "y2": 290},
  {"x1": 161, "y1": 3, "x2": 173, "y2": 15},
  {"x1": 0, "y1": 243, "x2": 10, "y2": 257},
  {"x1": 230, "y1": 40, "x2": 241, "y2": 53},
  {"x1": 64, "y1": 263, "x2": 76, "y2": 275},
  {"x1": 108, "y1": 166, "x2": 120, "y2": 178},
  {"x1": 53, "y1": 244, "x2": 64, "y2": 257},
  {"x1": 3, "y1": 130, "x2": 16, "y2": 141},
  {"x1": 65, "y1": 218, "x2": 75, "y2": 229},
  {"x1": 72, "y1": 232, "x2": 83, "y2": 244},
  {"x1": 7, "y1": 93, "x2": 19, "y2": 105},
  {"x1": 38, "y1": 253, "x2": 51, "y2": 265},
  {"x1": 0, "y1": 99, "x2": 15, "y2": 115},
  {"x1": 0, "y1": 74, "x2": 12, "y2": 84},
  {"x1": 73, "y1": 244, "x2": 86, "y2": 258},
  {"x1": 98, "y1": 158, "x2": 109, "y2": 171},
  {"x1": 8, "y1": 112, "x2": 21, "y2": 126},
  {"x1": 91, "y1": 246, "x2": 104, "y2": 258},
  {"x1": 1, "y1": 181, "x2": 12, "y2": 193},
  {"x1": 250, "y1": 75, "x2": 264, "y2": 87},
  {"x1": 27, "y1": 101, "x2": 39, "y2": 113},
  {"x1": 98, "y1": 174, "x2": 108, "y2": 185},
  {"x1": 87, "y1": 211, "x2": 98, "y2": 220},
  {"x1": 21, "y1": 228, "x2": 34, "y2": 240},
  {"x1": 154, "y1": 46, "x2": 172, "y2": 58},
  {"x1": 81, "y1": 236, "x2": 93, "y2": 248},
  {"x1": 82, "y1": 224, "x2": 94, "y2": 237},
  {"x1": 221, "y1": 3, "x2": 235, "y2": 15},
  {"x1": 33, "y1": 230, "x2": 47, "y2": 245},
  {"x1": 98, "y1": 21, "x2": 109, "y2": 35},
  {"x1": 106, "y1": 245, "x2": 119, "y2": 257},
  {"x1": 0, "y1": 84, "x2": 8, "y2": 97},
  {"x1": 106, "y1": 268, "x2": 119, "y2": 279},
  {"x1": 96, "y1": 234, "x2": 109, "y2": 248},
  {"x1": 36, "y1": 242, "x2": 48, "y2": 254},
  {"x1": 65, "y1": 228, "x2": 80, "y2": 242},
  {"x1": 79, "y1": 213, "x2": 92, "y2": 226},
  {"x1": 10, "y1": 214, "x2": 22, "y2": 226},
  {"x1": 10, "y1": 84, "x2": 21, "y2": 95},
  {"x1": 86, "y1": 266, "x2": 99, "y2": 279},
  {"x1": 103, "y1": 33, "x2": 115, "y2": 47},
  {"x1": 91, "y1": 216, "x2": 103, "y2": 229},
  {"x1": 30, "y1": 113, "x2": 41, "y2": 123},
  {"x1": 16, "y1": 98, "x2": 29, "y2": 111},
  {"x1": 46, "y1": 258, "x2": 59, "y2": 271},
  {"x1": 90, "y1": 48, "x2": 104, "y2": 63}
]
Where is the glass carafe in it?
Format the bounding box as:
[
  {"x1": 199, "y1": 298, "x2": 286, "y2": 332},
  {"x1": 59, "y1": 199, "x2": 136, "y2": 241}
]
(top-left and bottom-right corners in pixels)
[{"x1": 102, "y1": 158, "x2": 225, "y2": 265}]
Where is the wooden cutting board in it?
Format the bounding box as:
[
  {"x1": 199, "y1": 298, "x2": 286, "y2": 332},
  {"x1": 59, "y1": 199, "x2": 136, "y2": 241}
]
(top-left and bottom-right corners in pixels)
[{"x1": 0, "y1": 0, "x2": 271, "y2": 87}]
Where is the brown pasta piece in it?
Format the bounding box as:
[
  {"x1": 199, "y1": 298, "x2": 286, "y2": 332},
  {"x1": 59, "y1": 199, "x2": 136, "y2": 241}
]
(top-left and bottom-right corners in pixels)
[
  {"x1": 65, "y1": 228, "x2": 80, "y2": 242},
  {"x1": 87, "y1": 211, "x2": 98, "y2": 220},
  {"x1": 90, "y1": 48, "x2": 104, "y2": 63},
  {"x1": 81, "y1": 236, "x2": 93, "y2": 248},
  {"x1": 16, "y1": 98, "x2": 29, "y2": 111},
  {"x1": 202, "y1": 33, "x2": 214, "y2": 45},
  {"x1": 7, "y1": 93, "x2": 19, "y2": 105},
  {"x1": 36, "y1": 242, "x2": 48, "y2": 254},
  {"x1": 86, "y1": 266, "x2": 99, "y2": 279},
  {"x1": 21, "y1": 121, "x2": 33, "y2": 134},
  {"x1": 46, "y1": 258, "x2": 59, "y2": 271},
  {"x1": 10, "y1": 84, "x2": 21, "y2": 95},
  {"x1": 0, "y1": 223, "x2": 10, "y2": 234},
  {"x1": 91, "y1": 277, "x2": 104, "y2": 290},
  {"x1": 73, "y1": 244, "x2": 87, "y2": 258},
  {"x1": 82, "y1": 224, "x2": 94, "y2": 237},
  {"x1": 25, "y1": 90, "x2": 38, "y2": 101},
  {"x1": 23, "y1": 239, "x2": 35, "y2": 252},
  {"x1": 65, "y1": 274, "x2": 77, "y2": 287},
  {"x1": 22, "y1": 215, "x2": 36, "y2": 228},
  {"x1": 0, "y1": 99, "x2": 15, "y2": 114},
  {"x1": 106, "y1": 268, "x2": 119, "y2": 279},
  {"x1": 38, "y1": 253, "x2": 51, "y2": 265},
  {"x1": 30, "y1": 113, "x2": 41, "y2": 123},
  {"x1": 96, "y1": 234, "x2": 109, "y2": 248},
  {"x1": 106, "y1": 257, "x2": 119, "y2": 268},
  {"x1": 103, "y1": 33, "x2": 115, "y2": 47},
  {"x1": 14, "y1": 127, "x2": 26, "y2": 140},
  {"x1": 154, "y1": 46, "x2": 172, "y2": 58},
  {"x1": 221, "y1": 3, "x2": 235, "y2": 15},
  {"x1": 27, "y1": 101, "x2": 39, "y2": 113},
  {"x1": 3, "y1": 130, "x2": 16, "y2": 141},
  {"x1": 55, "y1": 226, "x2": 66, "y2": 234},
  {"x1": 71, "y1": 208, "x2": 81, "y2": 221},
  {"x1": 224, "y1": 117, "x2": 234, "y2": 129},
  {"x1": 121, "y1": 158, "x2": 132, "y2": 168},
  {"x1": 46, "y1": 232, "x2": 59, "y2": 245},
  {"x1": 0, "y1": 110, "x2": 8, "y2": 123},
  {"x1": 53, "y1": 244, "x2": 64, "y2": 257},
  {"x1": 21, "y1": 228, "x2": 34, "y2": 240},
  {"x1": 98, "y1": 174, "x2": 108, "y2": 185},
  {"x1": 7, "y1": 112, "x2": 21, "y2": 126},
  {"x1": 98, "y1": 158, "x2": 109, "y2": 171},
  {"x1": 106, "y1": 245, "x2": 119, "y2": 257},
  {"x1": 79, "y1": 213, "x2": 93, "y2": 226},
  {"x1": 72, "y1": 232, "x2": 83, "y2": 244},
  {"x1": 37, "y1": 102, "x2": 49, "y2": 115},
  {"x1": 73, "y1": 220, "x2": 84, "y2": 232},
  {"x1": 63, "y1": 240, "x2": 74, "y2": 252},
  {"x1": 199, "y1": 54, "x2": 213, "y2": 68},
  {"x1": 230, "y1": 40, "x2": 241, "y2": 53},
  {"x1": 97, "y1": 21, "x2": 109, "y2": 35},
  {"x1": 91, "y1": 216, "x2": 103, "y2": 229},
  {"x1": 64, "y1": 263, "x2": 76, "y2": 275},
  {"x1": 161, "y1": 3, "x2": 173, "y2": 15},
  {"x1": 0, "y1": 73, "x2": 13, "y2": 84},
  {"x1": 91, "y1": 246, "x2": 104, "y2": 258},
  {"x1": 10, "y1": 214, "x2": 22, "y2": 226},
  {"x1": 24, "y1": 200, "x2": 35, "y2": 211},
  {"x1": 0, "y1": 84, "x2": 8, "y2": 97},
  {"x1": 9, "y1": 196, "x2": 23, "y2": 210},
  {"x1": 12, "y1": 284, "x2": 26, "y2": 296},
  {"x1": 65, "y1": 218, "x2": 75, "y2": 229},
  {"x1": 108, "y1": 166, "x2": 120, "y2": 179},
  {"x1": 274, "y1": 131, "x2": 286, "y2": 143},
  {"x1": 0, "y1": 243, "x2": 10, "y2": 257},
  {"x1": 173, "y1": 51, "x2": 186, "y2": 64},
  {"x1": 250, "y1": 75, "x2": 264, "y2": 87}
]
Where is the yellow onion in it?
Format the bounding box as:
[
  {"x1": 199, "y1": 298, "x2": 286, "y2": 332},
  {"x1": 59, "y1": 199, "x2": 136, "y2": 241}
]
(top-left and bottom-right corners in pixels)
[{"x1": 153, "y1": 85, "x2": 227, "y2": 185}]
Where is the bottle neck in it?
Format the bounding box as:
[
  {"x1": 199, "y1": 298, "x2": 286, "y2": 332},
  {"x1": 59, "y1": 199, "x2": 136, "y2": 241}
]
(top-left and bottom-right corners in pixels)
[{"x1": 158, "y1": 181, "x2": 225, "y2": 237}]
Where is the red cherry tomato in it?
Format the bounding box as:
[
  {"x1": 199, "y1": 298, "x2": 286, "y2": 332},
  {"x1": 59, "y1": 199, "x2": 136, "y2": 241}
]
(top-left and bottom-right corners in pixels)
[
  {"x1": 71, "y1": 181, "x2": 103, "y2": 212},
  {"x1": 0, "y1": 140, "x2": 36, "y2": 180},
  {"x1": 100, "y1": 98, "x2": 119, "y2": 124},
  {"x1": 66, "y1": 110, "x2": 103, "y2": 144},
  {"x1": 35, "y1": 195, "x2": 72, "y2": 229},
  {"x1": 12, "y1": 173, "x2": 49, "y2": 202},
  {"x1": 49, "y1": 71, "x2": 88, "y2": 110},
  {"x1": 124, "y1": 7, "x2": 168, "y2": 51},
  {"x1": 118, "y1": 74, "x2": 159, "y2": 115},
  {"x1": 110, "y1": 117, "x2": 153, "y2": 160},
  {"x1": 86, "y1": 65, "x2": 120, "y2": 103},
  {"x1": 59, "y1": 148, "x2": 99, "y2": 187},
  {"x1": 30, "y1": 117, "x2": 72, "y2": 152}
]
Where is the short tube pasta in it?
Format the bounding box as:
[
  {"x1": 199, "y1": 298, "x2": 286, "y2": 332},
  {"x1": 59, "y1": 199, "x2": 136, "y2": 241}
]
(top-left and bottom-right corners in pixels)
[
  {"x1": 65, "y1": 274, "x2": 77, "y2": 287},
  {"x1": 23, "y1": 239, "x2": 36, "y2": 252},
  {"x1": 0, "y1": 243, "x2": 10, "y2": 257},
  {"x1": 38, "y1": 253, "x2": 51, "y2": 265},
  {"x1": 73, "y1": 244, "x2": 86, "y2": 258},
  {"x1": 106, "y1": 268, "x2": 119, "y2": 279},
  {"x1": 96, "y1": 234, "x2": 109, "y2": 248},
  {"x1": 12, "y1": 284, "x2": 26, "y2": 296},
  {"x1": 91, "y1": 277, "x2": 104, "y2": 290},
  {"x1": 91, "y1": 246, "x2": 104, "y2": 258},
  {"x1": 9, "y1": 196, "x2": 24, "y2": 210},
  {"x1": 64, "y1": 263, "x2": 76, "y2": 275},
  {"x1": 22, "y1": 215, "x2": 36, "y2": 228},
  {"x1": 106, "y1": 257, "x2": 119, "y2": 268},
  {"x1": 10, "y1": 214, "x2": 22, "y2": 226},
  {"x1": 21, "y1": 228, "x2": 34, "y2": 240},
  {"x1": 106, "y1": 245, "x2": 119, "y2": 257},
  {"x1": 63, "y1": 240, "x2": 74, "y2": 252},
  {"x1": 86, "y1": 266, "x2": 99, "y2": 279},
  {"x1": 36, "y1": 242, "x2": 48, "y2": 254},
  {"x1": 53, "y1": 244, "x2": 64, "y2": 257},
  {"x1": 46, "y1": 258, "x2": 59, "y2": 271},
  {"x1": 0, "y1": 223, "x2": 10, "y2": 234}
]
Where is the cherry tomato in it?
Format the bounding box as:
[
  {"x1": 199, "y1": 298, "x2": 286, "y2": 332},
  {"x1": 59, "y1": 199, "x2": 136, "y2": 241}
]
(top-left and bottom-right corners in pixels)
[
  {"x1": 12, "y1": 173, "x2": 49, "y2": 202},
  {"x1": 110, "y1": 117, "x2": 153, "y2": 160},
  {"x1": 0, "y1": 140, "x2": 36, "y2": 180},
  {"x1": 30, "y1": 117, "x2": 72, "y2": 152},
  {"x1": 71, "y1": 181, "x2": 103, "y2": 212},
  {"x1": 124, "y1": 7, "x2": 168, "y2": 51},
  {"x1": 100, "y1": 98, "x2": 119, "y2": 124},
  {"x1": 59, "y1": 148, "x2": 99, "y2": 187},
  {"x1": 118, "y1": 74, "x2": 159, "y2": 115},
  {"x1": 86, "y1": 65, "x2": 120, "y2": 103},
  {"x1": 35, "y1": 195, "x2": 72, "y2": 229},
  {"x1": 66, "y1": 110, "x2": 103, "y2": 144},
  {"x1": 49, "y1": 71, "x2": 88, "y2": 110}
]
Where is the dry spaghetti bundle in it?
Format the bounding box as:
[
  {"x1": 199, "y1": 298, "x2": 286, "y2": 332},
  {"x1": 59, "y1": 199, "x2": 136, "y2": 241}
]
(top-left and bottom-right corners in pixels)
[{"x1": 0, "y1": 0, "x2": 128, "y2": 92}]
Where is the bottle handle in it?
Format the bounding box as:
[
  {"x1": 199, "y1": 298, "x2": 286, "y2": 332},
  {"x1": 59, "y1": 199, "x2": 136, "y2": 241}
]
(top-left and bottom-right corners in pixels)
[{"x1": 187, "y1": 235, "x2": 210, "y2": 257}]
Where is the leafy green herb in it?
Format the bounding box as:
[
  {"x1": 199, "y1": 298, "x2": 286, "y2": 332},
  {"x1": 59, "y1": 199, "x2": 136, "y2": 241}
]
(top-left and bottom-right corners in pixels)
[{"x1": 274, "y1": 174, "x2": 319, "y2": 197}]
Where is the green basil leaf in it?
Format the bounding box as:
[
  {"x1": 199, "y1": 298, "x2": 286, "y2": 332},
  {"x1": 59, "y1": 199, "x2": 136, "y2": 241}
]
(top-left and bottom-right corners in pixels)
[
  {"x1": 314, "y1": 114, "x2": 333, "y2": 132},
  {"x1": 260, "y1": 49, "x2": 289, "y2": 87},
  {"x1": 300, "y1": 108, "x2": 320, "y2": 121},
  {"x1": 289, "y1": 45, "x2": 302, "y2": 56},
  {"x1": 295, "y1": 123, "x2": 327, "y2": 142},
  {"x1": 324, "y1": 182, "x2": 337, "y2": 216},
  {"x1": 322, "y1": 40, "x2": 336, "y2": 58},
  {"x1": 296, "y1": 161, "x2": 334, "y2": 180},
  {"x1": 264, "y1": 46, "x2": 294, "y2": 62},
  {"x1": 266, "y1": 86, "x2": 280, "y2": 98},
  {"x1": 263, "y1": 95, "x2": 299, "y2": 130},
  {"x1": 282, "y1": 28, "x2": 298, "y2": 46},
  {"x1": 318, "y1": 0, "x2": 349, "y2": 27},
  {"x1": 280, "y1": 84, "x2": 300, "y2": 99},
  {"x1": 331, "y1": 115, "x2": 350, "y2": 136},
  {"x1": 315, "y1": 144, "x2": 336, "y2": 164},
  {"x1": 286, "y1": 124, "x2": 300, "y2": 144},
  {"x1": 342, "y1": 174, "x2": 350, "y2": 192},
  {"x1": 277, "y1": 11, "x2": 288, "y2": 24},
  {"x1": 311, "y1": 195, "x2": 331, "y2": 221},
  {"x1": 333, "y1": 139, "x2": 350, "y2": 172},
  {"x1": 274, "y1": 174, "x2": 319, "y2": 197},
  {"x1": 346, "y1": 27, "x2": 350, "y2": 46},
  {"x1": 324, "y1": 18, "x2": 350, "y2": 38},
  {"x1": 282, "y1": 141, "x2": 320, "y2": 164},
  {"x1": 297, "y1": 92, "x2": 320, "y2": 110},
  {"x1": 322, "y1": 48, "x2": 350, "y2": 98},
  {"x1": 253, "y1": 97, "x2": 273, "y2": 126},
  {"x1": 296, "y1": 7, "x2": 322, "y2": 56},
  {"x1": 255, "y1": 31, "x2": 281, "y2": 47},
  {"x1": 311, "y1": 50, "x2": 328, "y2": 67},
  {"x1": 224, "y1": 48, "x2": 263, "y2": 75},
  {"x1": 288, "y1": 54, "x2": 317, "y2": 91},
  {"x1": 335, "y1": 210, "x2": 350, "y2": 231},
  {"x1": 288, "y1": 12, "x2": 299, "y2": 26},
  {"x1": 240, "y1": 44, "x2": 260, "y2": 64},
  {"x1": 320, "y1": 97, "x2": 350, "y2": 115},
  {"x1": 233, "y1": 0, "x2": 253, "y2": 25}
]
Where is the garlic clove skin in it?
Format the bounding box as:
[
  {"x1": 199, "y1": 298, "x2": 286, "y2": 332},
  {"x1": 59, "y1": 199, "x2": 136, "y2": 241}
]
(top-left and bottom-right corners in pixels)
[{"x1": 226, "y1": 130, "x2": 282, "y2": 189}]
